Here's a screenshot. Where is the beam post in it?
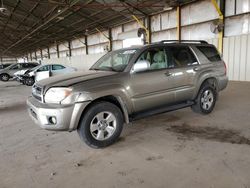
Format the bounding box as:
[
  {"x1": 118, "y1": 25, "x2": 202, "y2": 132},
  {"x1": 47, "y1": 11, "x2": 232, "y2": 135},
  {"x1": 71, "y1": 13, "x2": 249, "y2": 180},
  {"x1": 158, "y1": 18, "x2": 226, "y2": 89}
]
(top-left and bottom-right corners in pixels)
[
  {"x1": 147, "y1": 16, "x2": 151, "y2": 44},
  {"x1": 85, "y1": 35, "x2": 88, "y2": 55},
  {"x1": 211, "y1": 0, "x2": 224, "y2": 53},
  {"x1": 56, "y1": 44, "x2": 60, "y2": 58},
  {"x1": 68, "y1": 40, "x2": 72, "y2": 57},
  {"x1": 108, "y1": 28, "x2": 112, "y2": 51},
  {"x1": 177, "y1": 6, "x2": 181, "y2": 41},
  {"x1": 40, "y1": 49, "x2": 43, "y2": 60},
  {"x1": 47, "y1": 47, "x2": 50, "y2": 59}
]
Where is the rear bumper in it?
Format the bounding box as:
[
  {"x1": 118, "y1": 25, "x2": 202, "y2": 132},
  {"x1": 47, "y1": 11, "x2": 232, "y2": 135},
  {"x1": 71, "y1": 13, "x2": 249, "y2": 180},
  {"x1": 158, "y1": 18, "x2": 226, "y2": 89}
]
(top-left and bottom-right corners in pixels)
[
  {"x1": 217, "y1": 75, "x2": 228, "y2": 91},
  {"x1": 27, "y1": 96, "x2": 90, "y2": 131}
]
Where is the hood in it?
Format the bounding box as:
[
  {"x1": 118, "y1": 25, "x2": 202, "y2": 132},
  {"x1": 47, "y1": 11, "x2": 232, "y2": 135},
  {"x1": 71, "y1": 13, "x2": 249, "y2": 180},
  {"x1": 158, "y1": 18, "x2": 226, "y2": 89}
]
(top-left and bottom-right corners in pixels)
[
  {"x1": 37, "y1": 70, "x2": 117, "y2": 88},
  {"x1": 14, "y1": 69, "x2": 28, "y2": 76}
]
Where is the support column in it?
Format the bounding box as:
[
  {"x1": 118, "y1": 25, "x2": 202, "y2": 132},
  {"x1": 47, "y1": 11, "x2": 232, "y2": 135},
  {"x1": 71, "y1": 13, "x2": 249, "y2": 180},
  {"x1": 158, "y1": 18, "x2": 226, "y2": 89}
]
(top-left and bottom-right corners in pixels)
[
  {"x1": 211, "y1": 0, "x2": 224, "y2": 53},
  {"x1": 56, "y1": 44, "x2": 59, "y2": 58},
  {"x1": 177, "y1": 6, "x2": 181, "y2": 41},
  {"x1": 147, "y1": 16, "x2": 151, "y2": 44},
  {"x1": 68, "y1": 40, "x2": 72, "y2": 57},
  {"x1": 47, "y1": 47, "x2": 50, "y2": 59},
  {"x1": 108, "y1": 28, "x2": 112, "y2": 51},
  {"x1": 85, "y1": 35, "x2": 88, "y2": 55},
  {"x1": 40, "y1": 49, "x2": 43, "y2": 60}
]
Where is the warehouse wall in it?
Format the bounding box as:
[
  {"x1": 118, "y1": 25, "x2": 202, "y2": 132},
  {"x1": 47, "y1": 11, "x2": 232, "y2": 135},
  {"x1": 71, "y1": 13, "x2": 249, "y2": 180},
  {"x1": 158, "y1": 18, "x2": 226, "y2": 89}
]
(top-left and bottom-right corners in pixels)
[
  {"x1": 26, "y1": 0, "x2": 250, "y2": 81},
  {"x1": 42, "y1": 53, "x2": 104, "y2": 71},
  {"x1": 1, "y1": 57, "x2": 17, "y2": 65},
  {"x1": 223, "y1": 34, "x2": 250, "y2": 81}
]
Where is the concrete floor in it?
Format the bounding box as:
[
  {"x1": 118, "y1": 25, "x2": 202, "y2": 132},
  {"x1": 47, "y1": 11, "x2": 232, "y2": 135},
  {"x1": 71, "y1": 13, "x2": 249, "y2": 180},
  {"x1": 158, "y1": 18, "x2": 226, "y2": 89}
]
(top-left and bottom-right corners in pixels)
[{"x1": 0, "y1": 81, "x2": 250, "y2": 188}]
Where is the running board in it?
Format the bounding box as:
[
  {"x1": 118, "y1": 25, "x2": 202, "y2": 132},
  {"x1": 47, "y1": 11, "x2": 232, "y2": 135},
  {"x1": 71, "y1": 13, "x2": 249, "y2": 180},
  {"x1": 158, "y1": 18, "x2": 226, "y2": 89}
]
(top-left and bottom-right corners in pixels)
[{"x1": 130, "y1": 101, "x2": 194, "y2": 121}]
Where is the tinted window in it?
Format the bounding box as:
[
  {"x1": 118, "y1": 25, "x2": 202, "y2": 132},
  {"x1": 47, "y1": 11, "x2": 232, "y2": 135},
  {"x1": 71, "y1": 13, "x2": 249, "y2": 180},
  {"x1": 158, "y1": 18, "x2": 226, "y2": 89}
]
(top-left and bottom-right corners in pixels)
[
  {"x1": 168, "y1": 46, "x2": 198, "y2": 68},
  {"x1": 37, "y1": 65, "x2": 49, "y2": 72},
  {"x1": 27, "y1": 63, "x2": 38, "y2": 68},
  {"x1": 197, "y1": 46, "x2": 221, "y2": 62},
  {"x1": 10, "y1": 64, "x2": 21, "y2": 70},
  {"x1": 52, "y1": 65, "x2": 65, "y2": 70},
  {"x1": 135, "y1": 48, "x2": 168, "y2": 71},
  {"x1": 22, "y1": 63, "x2": 31, "y2": 68}
]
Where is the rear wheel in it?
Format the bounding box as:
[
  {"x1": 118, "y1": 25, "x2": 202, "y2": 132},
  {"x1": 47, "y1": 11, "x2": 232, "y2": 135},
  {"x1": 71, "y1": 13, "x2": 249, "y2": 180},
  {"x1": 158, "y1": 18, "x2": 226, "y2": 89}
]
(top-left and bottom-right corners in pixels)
[
  {"x1": 77, "y1": 102, "x2": 124, "y2": 148},
  {"x1": 191, "y1": 83, "x2": 217, "y2": 114},
  {"x1": 0, "y1": 74, "x2": 10, "y2": 82}
]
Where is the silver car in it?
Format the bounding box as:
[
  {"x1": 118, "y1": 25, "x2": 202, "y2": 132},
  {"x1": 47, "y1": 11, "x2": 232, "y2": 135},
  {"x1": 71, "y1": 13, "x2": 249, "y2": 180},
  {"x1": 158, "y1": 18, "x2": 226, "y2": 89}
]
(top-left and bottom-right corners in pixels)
[
  {"x1": 17, "y1": 64, "x2": 77, "y2": 86},
  {"x1": 0, "y1": 62, "x2": 38, "y2": 81}
]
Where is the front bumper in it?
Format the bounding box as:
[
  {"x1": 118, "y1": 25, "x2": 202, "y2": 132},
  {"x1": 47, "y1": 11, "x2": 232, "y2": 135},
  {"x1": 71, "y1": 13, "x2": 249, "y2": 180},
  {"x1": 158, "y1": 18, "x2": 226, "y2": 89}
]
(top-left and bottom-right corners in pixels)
[{"x1": 27, "y1": 96, "x2": 90, "y2": 131}]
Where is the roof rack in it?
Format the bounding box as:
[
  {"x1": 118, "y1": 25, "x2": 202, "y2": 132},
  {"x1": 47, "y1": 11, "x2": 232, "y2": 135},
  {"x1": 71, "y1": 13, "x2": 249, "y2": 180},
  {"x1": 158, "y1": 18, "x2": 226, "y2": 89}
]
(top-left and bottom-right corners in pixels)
[{"x1": 159, "y1": 40, "x2": 208, "y2": 44}]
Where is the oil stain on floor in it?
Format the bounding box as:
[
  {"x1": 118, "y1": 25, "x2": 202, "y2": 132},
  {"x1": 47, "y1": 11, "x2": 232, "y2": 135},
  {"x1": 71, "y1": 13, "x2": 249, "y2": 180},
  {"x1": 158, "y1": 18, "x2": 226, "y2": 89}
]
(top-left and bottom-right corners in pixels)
[{"x1": 166, "y1": 123, "x2": 250, "y2": 145}]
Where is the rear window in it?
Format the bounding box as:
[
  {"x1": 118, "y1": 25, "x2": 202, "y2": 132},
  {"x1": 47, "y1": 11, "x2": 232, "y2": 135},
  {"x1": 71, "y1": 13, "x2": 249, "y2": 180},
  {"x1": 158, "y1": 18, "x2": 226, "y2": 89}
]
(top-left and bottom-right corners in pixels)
[{"x1": 197, "y1": 46, "x2": 221, "y2": 62}]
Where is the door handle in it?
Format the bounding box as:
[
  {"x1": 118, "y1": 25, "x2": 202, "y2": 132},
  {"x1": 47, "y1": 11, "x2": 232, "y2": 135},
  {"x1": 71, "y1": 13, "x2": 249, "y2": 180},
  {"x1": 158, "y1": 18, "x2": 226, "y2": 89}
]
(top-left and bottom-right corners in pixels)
[{"x1": 164, "y1": 71, "x2": 172, "y2": 77}]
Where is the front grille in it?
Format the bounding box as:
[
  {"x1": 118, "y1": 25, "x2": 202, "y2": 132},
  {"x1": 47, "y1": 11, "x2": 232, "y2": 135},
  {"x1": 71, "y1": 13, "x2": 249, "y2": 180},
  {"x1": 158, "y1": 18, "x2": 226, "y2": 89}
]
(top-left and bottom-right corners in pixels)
[{"x1": 32, "y1": 84, "x2": 43, "y2": 102}]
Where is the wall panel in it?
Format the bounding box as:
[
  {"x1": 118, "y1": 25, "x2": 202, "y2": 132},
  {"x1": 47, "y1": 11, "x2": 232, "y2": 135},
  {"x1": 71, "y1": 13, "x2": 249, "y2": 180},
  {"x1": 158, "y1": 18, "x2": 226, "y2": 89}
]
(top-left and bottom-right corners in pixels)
[{"x1": 223, "y1": 34, "x2": 250, "y2": 81}]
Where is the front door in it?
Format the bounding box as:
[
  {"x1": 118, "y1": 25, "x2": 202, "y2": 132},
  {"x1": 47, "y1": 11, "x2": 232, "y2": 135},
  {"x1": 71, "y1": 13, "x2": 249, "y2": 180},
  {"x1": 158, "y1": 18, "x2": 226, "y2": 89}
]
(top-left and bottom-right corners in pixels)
[
  {"x1": 51, "y1": 64, "x2": 66, "y2": 77},
  {"x1": 35, "y1": 65, "x2": 51, "y2": 82},
  {"x1": 129, "y1": 47, "x2": 175, "y2": 112}
]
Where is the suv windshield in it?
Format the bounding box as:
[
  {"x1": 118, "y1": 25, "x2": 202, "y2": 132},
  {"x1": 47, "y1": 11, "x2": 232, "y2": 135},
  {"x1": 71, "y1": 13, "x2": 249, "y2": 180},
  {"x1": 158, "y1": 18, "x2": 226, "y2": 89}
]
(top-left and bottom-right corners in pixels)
[{"x1": 91, "y1": 49, "x2": 137, "y2": 72}]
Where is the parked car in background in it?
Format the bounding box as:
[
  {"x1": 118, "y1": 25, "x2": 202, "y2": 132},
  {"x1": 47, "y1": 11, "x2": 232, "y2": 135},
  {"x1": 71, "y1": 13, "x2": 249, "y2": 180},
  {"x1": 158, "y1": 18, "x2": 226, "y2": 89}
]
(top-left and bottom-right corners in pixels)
[
  {"x1": 0, "y1": 62, "x2": 39, "y2": 81},
  {"x1": 0, "y1": 63, "x2": 12, "y2": 69},
  {"x1": 20, "y1": 64, "x2": 77, "y2": 86},
  {"x1": 27, "y1": 40, "x2": 228, "y2": 148}
]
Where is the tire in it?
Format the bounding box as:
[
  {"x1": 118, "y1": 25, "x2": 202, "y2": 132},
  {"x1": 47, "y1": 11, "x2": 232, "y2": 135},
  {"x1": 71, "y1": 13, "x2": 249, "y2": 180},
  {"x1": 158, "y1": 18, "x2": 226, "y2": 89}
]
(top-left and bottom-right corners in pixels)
[
  {"x1": 25, "y1": 77, "x2": 35, "y2": 86},
  {"x1": 191, "y1": 83, "x2": 217, "y2": 114},
  {"x1": 0, "y1": 74, "x2": 10, "y2": 82},
  {"x1": 77, "y1": 101, "x2": 124, "y2": 148}
]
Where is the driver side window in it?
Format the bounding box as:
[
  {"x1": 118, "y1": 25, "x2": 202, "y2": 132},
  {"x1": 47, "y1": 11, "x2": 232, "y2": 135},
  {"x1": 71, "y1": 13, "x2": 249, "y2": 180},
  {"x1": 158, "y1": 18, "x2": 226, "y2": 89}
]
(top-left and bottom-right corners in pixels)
[{"x1": 135, "y1": 48, "x2": 168, "y2": 71}]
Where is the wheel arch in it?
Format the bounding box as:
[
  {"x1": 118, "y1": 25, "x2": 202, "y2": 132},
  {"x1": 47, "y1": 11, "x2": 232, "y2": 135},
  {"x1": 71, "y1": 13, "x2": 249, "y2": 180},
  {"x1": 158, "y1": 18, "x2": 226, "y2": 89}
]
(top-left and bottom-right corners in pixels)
[
  {"x1": 193, "y1": 77, "x2": 218, "y2": 100},
  {"x1": 76, "y1": 95, "x2": 130, "y2": 130}
]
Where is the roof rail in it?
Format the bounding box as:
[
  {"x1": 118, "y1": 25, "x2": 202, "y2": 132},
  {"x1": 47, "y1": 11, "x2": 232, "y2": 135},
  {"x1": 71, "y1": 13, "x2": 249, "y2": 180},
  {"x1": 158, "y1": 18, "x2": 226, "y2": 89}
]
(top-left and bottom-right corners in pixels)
[{"x1": 159, "y1": 40, "x2": 208, "y2": 44}]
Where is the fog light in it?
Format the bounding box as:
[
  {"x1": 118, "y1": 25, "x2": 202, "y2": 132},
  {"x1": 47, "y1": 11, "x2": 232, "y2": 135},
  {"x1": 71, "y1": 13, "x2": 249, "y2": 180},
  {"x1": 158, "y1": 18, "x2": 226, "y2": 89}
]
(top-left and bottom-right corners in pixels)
[{"x1": 48, "y1": 116, "x2": 57, "y2": 125}]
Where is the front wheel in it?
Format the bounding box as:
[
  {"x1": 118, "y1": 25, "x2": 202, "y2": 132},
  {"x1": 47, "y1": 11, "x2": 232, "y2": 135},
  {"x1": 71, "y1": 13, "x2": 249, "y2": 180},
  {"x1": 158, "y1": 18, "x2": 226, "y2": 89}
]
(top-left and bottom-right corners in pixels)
[
  {"x1": 77, "y1": 102, "x2": 124, "y2": 148},
  {"x1": 25, "y1": 77, "x2": 35, "y2": 86},
  {"x1": 191, "y1": 84, "x2": 217, "y2": 114}
]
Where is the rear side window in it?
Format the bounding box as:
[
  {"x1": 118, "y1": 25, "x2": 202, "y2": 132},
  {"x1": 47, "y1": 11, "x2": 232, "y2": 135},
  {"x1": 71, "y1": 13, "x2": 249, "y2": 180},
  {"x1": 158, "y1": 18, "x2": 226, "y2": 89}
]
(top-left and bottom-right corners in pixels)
[
  {"x1": 197, "y1": 46, "x2": 221, "y2": 62},
  {"x1": 168, "y1": 46, "x2": 198, "y2": 68},
  {"x1": 52, "y1": 65, "x2": 65, "y2": 70},
  {"x1": 37, "y1": 65, "x2": 50, "y2": 72}
]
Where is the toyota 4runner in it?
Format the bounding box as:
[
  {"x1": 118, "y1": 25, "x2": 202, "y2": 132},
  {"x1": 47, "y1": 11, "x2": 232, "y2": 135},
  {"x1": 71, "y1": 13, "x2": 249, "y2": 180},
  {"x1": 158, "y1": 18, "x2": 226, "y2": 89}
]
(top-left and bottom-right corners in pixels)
[{"x1": 27, "y1": 40, "x2": 228, "y2": 148}]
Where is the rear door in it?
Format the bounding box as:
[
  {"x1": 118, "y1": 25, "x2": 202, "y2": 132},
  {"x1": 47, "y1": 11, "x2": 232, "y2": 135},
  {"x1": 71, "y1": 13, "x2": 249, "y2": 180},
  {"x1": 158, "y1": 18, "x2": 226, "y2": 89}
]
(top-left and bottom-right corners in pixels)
[{"x1": 166, "y1": 45, "x2": 200, "y2": 102}]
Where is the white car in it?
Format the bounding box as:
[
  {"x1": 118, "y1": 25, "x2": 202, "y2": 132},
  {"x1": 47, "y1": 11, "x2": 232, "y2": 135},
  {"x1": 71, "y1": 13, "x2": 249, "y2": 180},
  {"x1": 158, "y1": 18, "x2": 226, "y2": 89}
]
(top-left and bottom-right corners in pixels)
[{"x1": 21, "y1": 64, "x2": 77, "y2": 86}]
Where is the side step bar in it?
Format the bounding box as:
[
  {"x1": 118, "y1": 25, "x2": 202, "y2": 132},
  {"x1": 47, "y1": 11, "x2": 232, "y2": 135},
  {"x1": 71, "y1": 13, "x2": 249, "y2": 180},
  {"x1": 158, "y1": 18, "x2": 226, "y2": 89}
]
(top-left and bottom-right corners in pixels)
[{"x1": 130, "y1": 101, "x2": 194, "y2": 121}]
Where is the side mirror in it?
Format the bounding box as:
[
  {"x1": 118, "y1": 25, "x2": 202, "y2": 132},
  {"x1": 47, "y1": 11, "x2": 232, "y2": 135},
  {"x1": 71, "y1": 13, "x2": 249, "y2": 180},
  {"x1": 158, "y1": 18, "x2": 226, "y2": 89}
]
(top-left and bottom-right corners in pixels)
[{"x1": 132, "y1": 60, "x2": 150, "y2": 73}]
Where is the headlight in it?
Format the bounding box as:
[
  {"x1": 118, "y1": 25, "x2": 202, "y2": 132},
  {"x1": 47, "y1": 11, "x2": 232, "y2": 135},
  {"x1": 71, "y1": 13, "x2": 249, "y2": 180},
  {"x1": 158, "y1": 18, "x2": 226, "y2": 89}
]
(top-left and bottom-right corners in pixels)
[{"x1": 44, "y1": 87, "x2": 73, "y2": 104}]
